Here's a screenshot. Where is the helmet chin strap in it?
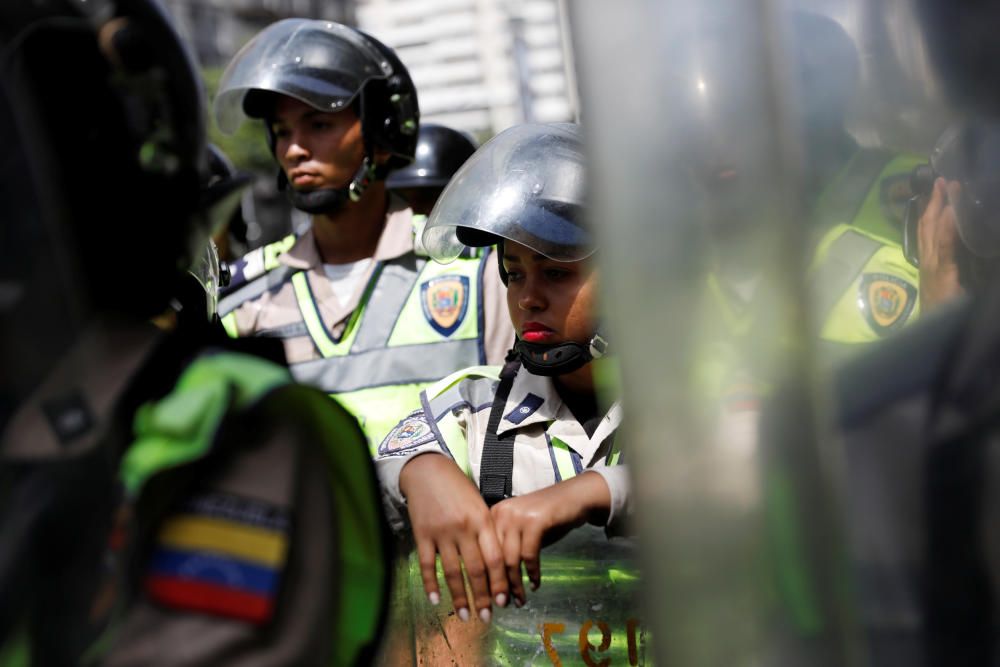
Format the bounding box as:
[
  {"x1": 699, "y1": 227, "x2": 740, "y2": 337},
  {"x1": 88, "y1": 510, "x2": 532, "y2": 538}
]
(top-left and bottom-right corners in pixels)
[
  {"x1": 514, "y1": 330, "x2": 609, "y2": 376},
  {"x1": 281, "y1": 155, "x2": 377, "y2": 215}
]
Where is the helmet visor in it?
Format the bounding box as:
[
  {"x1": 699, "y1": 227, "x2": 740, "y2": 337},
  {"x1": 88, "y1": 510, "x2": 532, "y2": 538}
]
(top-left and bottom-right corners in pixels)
[
  {"x1": 422, "y1": 123, "x2": 592, "y2": 263},
  {"x1": 214, "y1": 19, "x2": 391, "y2": 133}
]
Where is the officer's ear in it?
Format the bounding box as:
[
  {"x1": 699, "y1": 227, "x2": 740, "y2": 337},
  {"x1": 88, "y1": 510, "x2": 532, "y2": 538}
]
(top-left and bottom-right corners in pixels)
[{"x1": 374, "y1": 148, "x2": 392, "y2": 167}]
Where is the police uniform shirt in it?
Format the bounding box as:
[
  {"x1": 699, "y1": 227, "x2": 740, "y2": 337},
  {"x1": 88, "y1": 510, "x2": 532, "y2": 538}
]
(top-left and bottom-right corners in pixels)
[
  {"x1": 221, "y1": 198, "x2": 513, "y2": 366},
  {"x1": 375, "y1": 365, "x2": 630, "y2": 535}
]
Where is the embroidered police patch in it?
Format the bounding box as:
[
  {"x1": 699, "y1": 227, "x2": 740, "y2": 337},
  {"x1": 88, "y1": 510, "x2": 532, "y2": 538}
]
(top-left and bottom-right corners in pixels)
[
  {"x1": 504, "y1": 393, "x2": 544, "y2": 424},
  {"x1": 378, "y1": 413, "x2": 437, "y2": 456},
  {"x1": 859, "y1": 272, "x2": 917, "y2": 335},
  {"x1": 421, "y1": 275, "x2": 469, "y2": 337}
]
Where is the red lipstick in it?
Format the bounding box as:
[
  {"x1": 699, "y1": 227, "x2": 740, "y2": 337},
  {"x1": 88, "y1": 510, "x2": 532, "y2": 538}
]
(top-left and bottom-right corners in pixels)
[{"x1": 521, "y1": 322, "x2": 555, "y2": 343}]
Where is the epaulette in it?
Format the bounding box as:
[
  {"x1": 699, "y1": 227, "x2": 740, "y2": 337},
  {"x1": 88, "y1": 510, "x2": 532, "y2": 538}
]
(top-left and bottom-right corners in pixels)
[{"x1": 222, "y1": 234, "x2": 296, "y2": 296}]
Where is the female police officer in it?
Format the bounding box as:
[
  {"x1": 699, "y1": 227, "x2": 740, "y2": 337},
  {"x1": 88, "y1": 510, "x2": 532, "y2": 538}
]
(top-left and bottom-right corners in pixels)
[{"x1": 375, "y1": 124, "x2": 634, "y2": 662}]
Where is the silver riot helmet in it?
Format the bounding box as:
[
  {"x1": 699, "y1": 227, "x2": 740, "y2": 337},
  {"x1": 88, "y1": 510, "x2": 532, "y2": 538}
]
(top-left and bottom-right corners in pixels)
[
  {"x1": 422, "y1": 123, "x2": 591, "y2": 264},
  {"x1": 422, "y1": 122, "x2": 604, "y2": 376},
  {"x1": 213, "y1": 19, "x2": 419, "y2": 214}
]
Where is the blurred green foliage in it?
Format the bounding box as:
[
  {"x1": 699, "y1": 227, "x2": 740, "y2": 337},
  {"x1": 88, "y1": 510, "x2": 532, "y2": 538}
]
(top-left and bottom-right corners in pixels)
[{"x1": 202, "y1": 67, "x2": 274, "y2": 173}]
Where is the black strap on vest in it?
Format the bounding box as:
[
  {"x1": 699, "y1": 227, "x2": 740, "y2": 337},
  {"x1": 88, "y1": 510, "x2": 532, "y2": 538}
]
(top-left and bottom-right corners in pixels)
[{"x1": 478, "y1": 354, "x2": 522, "y2": 506}]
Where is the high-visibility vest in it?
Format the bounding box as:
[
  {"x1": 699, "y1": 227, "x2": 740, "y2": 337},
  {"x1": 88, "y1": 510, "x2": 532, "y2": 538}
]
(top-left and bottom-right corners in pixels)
[{"x1": 219, "y1": 235, "x2": 493, "y2": 449}]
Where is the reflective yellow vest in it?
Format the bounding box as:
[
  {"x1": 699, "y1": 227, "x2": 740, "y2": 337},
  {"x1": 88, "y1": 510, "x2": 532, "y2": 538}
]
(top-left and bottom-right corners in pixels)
[
  {"x1": 808, "y1": 151, "x2": 924, "y2": 361},
  {"x1": 218, "y1": 233, "x2": 493, "y2": 450}
]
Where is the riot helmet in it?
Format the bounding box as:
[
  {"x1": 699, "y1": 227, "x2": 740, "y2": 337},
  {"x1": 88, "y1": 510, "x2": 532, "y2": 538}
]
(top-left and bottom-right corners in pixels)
[
  {"x1": 422, "y1": 122, "x2": 604, "y2": 375},
  {"x1": 669, "y1": 10, "x2": 859, "y2": 235},
  {"x1": 386, "y1": 123, "x2": 477, "y2": 215},
  {"x1": 214, "y1": 19, "x2": 419, "y2": 214}
]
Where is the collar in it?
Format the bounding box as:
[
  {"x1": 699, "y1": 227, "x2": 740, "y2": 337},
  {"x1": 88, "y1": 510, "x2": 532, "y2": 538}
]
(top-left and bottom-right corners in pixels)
[
  {"x1": 279, "y1": 195, "x2": 416, "y2": 270},
  {"x1": 495, "y1": 369, "x2": 622, "y2": 466}
]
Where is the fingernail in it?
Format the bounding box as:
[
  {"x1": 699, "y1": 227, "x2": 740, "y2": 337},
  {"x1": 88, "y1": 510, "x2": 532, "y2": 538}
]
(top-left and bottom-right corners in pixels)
[
  {"x1": 479, "y1": 607, "x2": 492, "y2": 624},
  {"x1": 514, "y1": 597, "x2": 524, "y2": 608},
  {"x1": 458, "y1": 607, "x2": 470, "y2": 622},
  {"x1": 495, "y1": 593, "x2": 507, "y2": 607},
  {"x1": 531, "y1": 581, "x2": 540, "y2": 591},
  {"x1": 428, "y1": 592, "x2": 440, "y2": 606}
]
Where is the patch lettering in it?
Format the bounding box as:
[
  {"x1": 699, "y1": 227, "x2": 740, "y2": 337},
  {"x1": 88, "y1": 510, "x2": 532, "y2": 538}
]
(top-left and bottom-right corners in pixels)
[
  {"x1": 378, "y1": 412, "x2": 437, "y2": 456},
  {"x1": 420, "y1": 275, "x2": 470, "y2": 337},
  {"x1": 859, "y1": 272, "x2": 917, "y2": 335}
]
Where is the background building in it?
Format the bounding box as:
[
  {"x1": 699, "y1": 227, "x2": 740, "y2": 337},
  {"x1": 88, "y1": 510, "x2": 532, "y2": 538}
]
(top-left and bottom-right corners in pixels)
[{"x1": 354, "y1": 0, "x2": 578, "y2": 138}]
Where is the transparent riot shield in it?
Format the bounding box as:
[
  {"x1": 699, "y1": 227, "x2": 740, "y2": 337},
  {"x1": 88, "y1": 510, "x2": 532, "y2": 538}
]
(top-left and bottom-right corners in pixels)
[
  {"x1": 568, "y1": 0, "x2": 962, "y2": 665},
  {"x1": 381, "y1": 525, "x2": 644, "y2": 666}
]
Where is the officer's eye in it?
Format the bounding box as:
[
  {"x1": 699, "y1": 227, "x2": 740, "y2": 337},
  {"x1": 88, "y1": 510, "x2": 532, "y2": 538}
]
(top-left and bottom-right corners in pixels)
[
  {"x1": 272, "y1": 125, "x2": 290, "y2": 140},
  {"x1": 312, "y1": 120, "x2": 332, "y2": 131},
  {"x1": 505, "y1": 269, "x2": 524, "y2": 283},
  {"x1": 544, "y1": 268, "x2": 571, "y2": 281}
]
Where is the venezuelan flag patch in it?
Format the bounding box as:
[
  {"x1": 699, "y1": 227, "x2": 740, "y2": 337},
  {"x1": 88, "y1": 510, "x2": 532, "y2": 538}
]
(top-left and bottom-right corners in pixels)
[{"x1": 143, "y1": 491, "x2": 290, "y2": 625}]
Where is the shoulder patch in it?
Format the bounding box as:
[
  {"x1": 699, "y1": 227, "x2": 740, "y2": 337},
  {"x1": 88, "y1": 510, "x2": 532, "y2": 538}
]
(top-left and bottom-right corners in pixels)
[
  {"x1": 143, "y1": 491, "x2": 290, "y2": 625},
  {"x1": 421, "y1": 275, "x2": 469, "y2": 337},
  {"x1": 378, "y1": 411, "x2": 437, "y2": 456},
  {"x1": 504, "y1": 393, "x2": 544, "y2": 425},
  {"x1": 859, "y1": 272, "x2": 917, "y2": 335}
]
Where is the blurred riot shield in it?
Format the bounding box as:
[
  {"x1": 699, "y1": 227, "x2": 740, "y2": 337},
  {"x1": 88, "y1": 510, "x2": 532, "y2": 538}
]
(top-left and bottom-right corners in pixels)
[{"x1": 569, "y1": 0, "x2": 963, "y2": 665}]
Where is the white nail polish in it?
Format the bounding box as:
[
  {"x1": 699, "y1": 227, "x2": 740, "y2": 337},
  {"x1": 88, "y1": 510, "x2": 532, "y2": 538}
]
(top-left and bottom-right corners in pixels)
[
  {"x1": 458, "y1": 607, "x2": 470, "y2": 622},
  {"x1": 495, "y1": 593, "x2": 507, "y2": 607},
  {"x1": 479, "y1": 608, "x2": 492, "y2": 624},
  {"x1": 428, "y1": 592, "x2": 440, "y2": 606}
]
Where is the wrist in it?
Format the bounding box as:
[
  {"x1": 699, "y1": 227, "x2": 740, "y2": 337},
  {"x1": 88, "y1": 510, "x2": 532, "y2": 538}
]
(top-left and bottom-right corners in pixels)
[
  {"x1": 574, "y1": 471, "x2": 612, "y2": 526},
  {"x1": 399, "y1": 451, "x2": 454, "y2": 499}
]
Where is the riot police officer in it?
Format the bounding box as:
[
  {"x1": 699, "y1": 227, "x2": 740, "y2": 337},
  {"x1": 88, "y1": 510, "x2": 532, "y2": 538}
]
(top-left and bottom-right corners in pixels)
[
  {"x1": 376, "y1": 123, "x2": 642, "y2": 665},
  {"x1": 213, "y1": 20, "x2": 513, "y2": 448},
  {"x1": 0, "y1": 2, "x2": 389, "y2": 664}
]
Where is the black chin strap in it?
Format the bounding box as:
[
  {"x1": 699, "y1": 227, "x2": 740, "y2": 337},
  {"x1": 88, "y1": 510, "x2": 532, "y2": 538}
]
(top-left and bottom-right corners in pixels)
[
  {"x1": 479, "y1": 354, "x2": 522, "y2": 506},
  {"x1": 514, "y1": 331, "x2": 609, "y2": 377},
  {"x1": 280, "y1": 155, "x2": 378, "y2": 214}
]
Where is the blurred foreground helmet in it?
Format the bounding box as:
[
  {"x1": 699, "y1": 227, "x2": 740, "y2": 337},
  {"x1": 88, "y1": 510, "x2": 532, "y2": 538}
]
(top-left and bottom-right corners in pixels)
[
  {"x1": 386, "y1": 123, "x2": 477, "y2": 190},
  {"x1": 214, "y1": 19, "x2": 419, "y2": 174},
  {"x1": 422, "y1": 122, "x2": 590, "y2": 264},
  {"x1": 0, "y1": 0, "x2": 210, "y2": 422}
]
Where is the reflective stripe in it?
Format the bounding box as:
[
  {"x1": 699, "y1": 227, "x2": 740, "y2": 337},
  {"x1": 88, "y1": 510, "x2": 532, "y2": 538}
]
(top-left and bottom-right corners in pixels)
[
  {"x1": 809, "y1": 228, "x2": 880, "y2": 328},
  {"x1": 253, "y1": 321, "x2": 310, "y2": 340},
  {"x1": 263, "y1": 234, "x2": 295, "y2": 271},
  {"x1": 549, "y1": 436, "x2": 578, "y2": 482},
  {"x1": 218, "y1": 265, "x2": 294, "y2": 317},
  {"x1": 351, "y1": 261, "x2": 423, "y2": 352},
  {"x1": 290, "y1": 270, "x2": 368, "y2": 358},
  {"x1": 289, "y1": 339, "x2": 482, "y2": 394},
  {"x1": 220, "y1": 312, "x2": 238, "y2": 338}
]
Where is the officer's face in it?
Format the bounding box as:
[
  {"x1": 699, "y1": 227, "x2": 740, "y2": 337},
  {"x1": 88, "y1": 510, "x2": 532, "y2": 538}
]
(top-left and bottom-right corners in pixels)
[
  {"x1": 270, "y1": 97, "x2": 365, "y2": 192},
  {"x1": 502, "y1": 241, "x2": 596, "y2": 347}
]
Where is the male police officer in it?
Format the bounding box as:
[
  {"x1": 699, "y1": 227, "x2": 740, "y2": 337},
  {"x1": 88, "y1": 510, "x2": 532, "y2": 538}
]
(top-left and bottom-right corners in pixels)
[
  {"x1": 214, "y1": 21, "x2": 513, "y2": 448},
  {"x1": 0, "y1": 2, "x2": 389, "y2": 664}
]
